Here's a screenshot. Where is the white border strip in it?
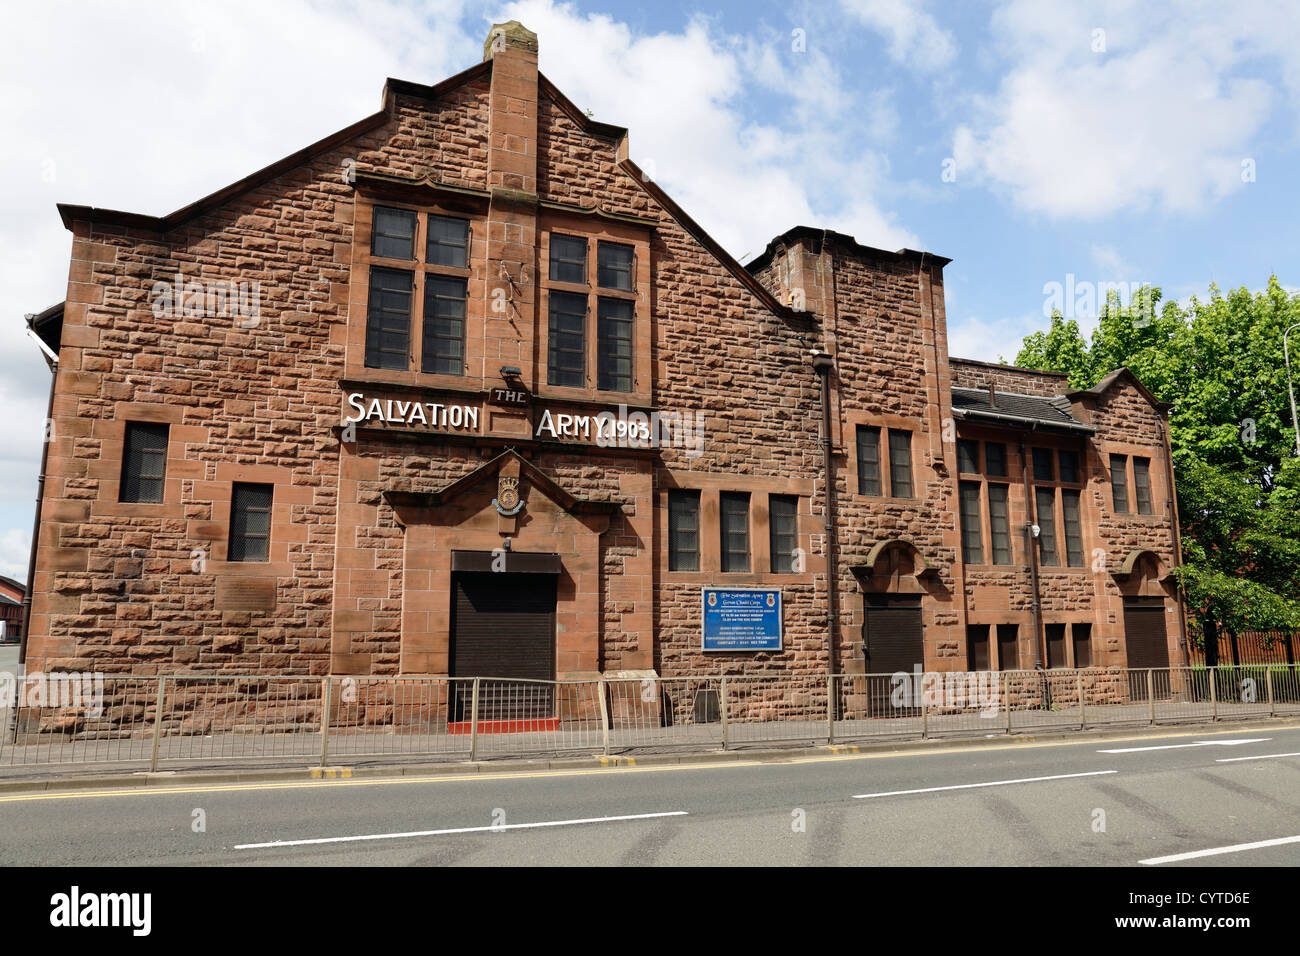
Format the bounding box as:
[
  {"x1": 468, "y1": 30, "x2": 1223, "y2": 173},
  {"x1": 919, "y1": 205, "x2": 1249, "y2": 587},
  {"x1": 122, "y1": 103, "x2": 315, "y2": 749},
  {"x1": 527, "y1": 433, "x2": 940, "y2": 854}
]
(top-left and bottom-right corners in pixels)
[
  {"x1": 853, "y1": 770, "x2": 1117, "y2": 799},
  {"x1": 1216, "y1": 751, "x2": 1300, "y2": 763},
  {"x1": 235, "y1": 810, "x2": 688, "y2": 850},
  {"x1": 1141, "y1": 834, "x2": 1300, "y2": 865}
]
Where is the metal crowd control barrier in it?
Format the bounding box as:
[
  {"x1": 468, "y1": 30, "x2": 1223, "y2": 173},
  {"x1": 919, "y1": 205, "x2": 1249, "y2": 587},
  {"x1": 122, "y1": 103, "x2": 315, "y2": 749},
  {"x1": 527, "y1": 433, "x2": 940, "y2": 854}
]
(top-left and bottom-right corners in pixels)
[{"x1": 3, "y1": 665, "x2": 1299, "y2": 772}]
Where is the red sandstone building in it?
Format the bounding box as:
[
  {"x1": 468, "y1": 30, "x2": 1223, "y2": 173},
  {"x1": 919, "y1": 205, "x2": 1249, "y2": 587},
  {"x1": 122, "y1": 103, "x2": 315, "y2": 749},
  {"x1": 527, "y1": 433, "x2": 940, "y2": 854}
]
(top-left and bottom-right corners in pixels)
[{"x1": 20, "y1": 22, "x2": 1187, "y2": 693}]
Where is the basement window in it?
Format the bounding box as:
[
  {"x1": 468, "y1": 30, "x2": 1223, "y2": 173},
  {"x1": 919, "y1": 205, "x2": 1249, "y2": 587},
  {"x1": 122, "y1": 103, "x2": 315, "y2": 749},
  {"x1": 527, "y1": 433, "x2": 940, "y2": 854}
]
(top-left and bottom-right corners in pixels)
[
  {"x1": 769, "y1": 495, "x2": 798, "y2": 573},
  {"x1": 668, "y1": 490, "x2": 700, "y2": 572},
  {"x1": 229, "y1": 483, "x2": 273, "y2": 563},
  {"x1": 120, "y1": 422, "x2": 169, "y2": 504},
  {"x1": 720, "y1": 492, "x2": 751, "y2": 573}
]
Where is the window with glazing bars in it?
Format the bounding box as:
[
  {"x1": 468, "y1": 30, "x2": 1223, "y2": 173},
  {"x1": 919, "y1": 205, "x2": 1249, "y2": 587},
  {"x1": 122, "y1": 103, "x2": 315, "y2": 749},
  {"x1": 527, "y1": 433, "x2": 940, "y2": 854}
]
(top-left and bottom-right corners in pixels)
[
  {"x1": 957, "y1": 439, "x2": 979, "y2": 474},
  {"x1": 888, "y1": 429, "x2": 913, "y2": 498},
  {"x1": 426, "y1": 215, "x2": 469, "y2": 268},
  {"x1": 229, "y1": 483, "x2": 273, "y2": 563},
  {"x1": 668, "y1": 490, "x2": 700, "y2": 571},
  {"x1": 597, "y1": 241, "x2": 634, "y2": 291},
  {"x1": 120, "y1": 422, "x2": 169, "y2": 503},
  {"x1": 371, "y1": 206, "x2": 416, "y2": 260},
  {"x1": 769, "y1": 495, "x2": 798, "y2": 573},
  {"x1": 959, "y1": 481, "x2": 984, "y2": 564},
  {"x1": 985, "y1": 442, "x2": 1007, "y2": 477},
  {"x1": 988, "y1": 484, "x2": 1012, "y2": 565},
  {"x1": 1058, "y1": 449, "x2": 1079, "y2": 484},
  {"x1": 1036, "y1": 487, "x2": 1058, "y2": 566},
  {"x1": 549, "y1": 234, "x2": 587, "y2": 284},
  {"x1": 421, "y1": 276, "x2": 466, "y2": 375},
  {"x1": 720, "y1": 492, "x2": 750, "y2": 572},
  {"x1": 364, "y1": 266, "x2": 412, "y2": 370},
  {"x1": 596, "y1": 297, "x2": 634, "y2": 392},
  {"x1": 1062, "y1": 489, "x2": 1084, "y2": 567},
  {"x1": 1110, "y1": 454, "x2": 1130, "y2": 512},
  {"x1": 856, "y1": 426, "x2": 881, "y2": 495},
  {"x1": 1133, "y1": 457, "x2": 1153, "y2": 514},
  {"x1": 1032, "y1": 447, "x2": 1054, "y2": 482},
  {"x1": 547, "y1": 291, "x2": 586, "y2": 387}
]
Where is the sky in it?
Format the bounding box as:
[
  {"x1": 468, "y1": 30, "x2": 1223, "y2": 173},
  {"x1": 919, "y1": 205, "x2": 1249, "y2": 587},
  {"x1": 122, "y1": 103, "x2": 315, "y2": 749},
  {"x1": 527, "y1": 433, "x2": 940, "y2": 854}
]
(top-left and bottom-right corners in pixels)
[{"x1": 2, "y1": 0, "x2": 1299, "y2": 580}]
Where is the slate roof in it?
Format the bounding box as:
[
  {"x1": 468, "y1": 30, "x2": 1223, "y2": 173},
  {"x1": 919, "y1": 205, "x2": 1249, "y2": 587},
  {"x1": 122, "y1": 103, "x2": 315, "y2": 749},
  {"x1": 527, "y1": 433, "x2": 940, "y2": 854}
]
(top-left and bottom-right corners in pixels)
[{"x1": 950, "y1": 387, "x2": 1095, "y2": 433}]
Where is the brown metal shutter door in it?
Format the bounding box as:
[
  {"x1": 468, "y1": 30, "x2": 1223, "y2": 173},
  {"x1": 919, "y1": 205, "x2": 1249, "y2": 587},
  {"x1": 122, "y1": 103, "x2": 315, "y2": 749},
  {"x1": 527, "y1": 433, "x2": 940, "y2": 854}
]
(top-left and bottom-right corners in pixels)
[
  {"x1": 451, "y1": 572, "x2": 556, "y2": 720},
  {"x1": 863, "y1": 600, "x2": 924, "y2": 675},
  {"x1": 1124, "y1": 598, "x2": 1169, "y2": 700},
  {"x1": 863, "y1": 599, "x2": 924, "y2": 715}
]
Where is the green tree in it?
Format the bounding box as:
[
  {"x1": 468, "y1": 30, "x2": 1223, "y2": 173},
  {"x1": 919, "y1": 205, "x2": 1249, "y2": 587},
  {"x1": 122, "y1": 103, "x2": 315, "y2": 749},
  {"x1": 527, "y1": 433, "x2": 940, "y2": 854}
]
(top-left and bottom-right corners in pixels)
[{"x1": 1013, "y1": 277, "x2": 1300, "y2": 637}]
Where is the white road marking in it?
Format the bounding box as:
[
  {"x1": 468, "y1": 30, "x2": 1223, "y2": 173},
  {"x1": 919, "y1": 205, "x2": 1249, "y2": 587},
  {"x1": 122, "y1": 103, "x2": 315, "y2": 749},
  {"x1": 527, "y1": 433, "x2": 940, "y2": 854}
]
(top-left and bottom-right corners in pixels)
[
  {"x1": 1215, "y1": 751, "x2": 1300, "y2": 763},
  {"x1": 852, "y1": 770, "x2": 1117, "y2": 799},
  {"x1": 234, "y1": 810, "x2": 688, "y2": 850},
  {"x1": 1098, "y1": 738, "x2": 1271, "y2": 754},
  {"x1": 1140, "y1": 834, "x2": 1300, "y2": 865}
]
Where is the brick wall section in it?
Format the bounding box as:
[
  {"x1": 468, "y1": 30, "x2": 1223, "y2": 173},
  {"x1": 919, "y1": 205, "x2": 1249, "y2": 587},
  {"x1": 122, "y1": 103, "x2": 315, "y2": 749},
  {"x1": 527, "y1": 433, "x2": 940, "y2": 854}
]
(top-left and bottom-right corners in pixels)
[
  {"x1": 948, "y1": 357, "x2": 1069, "y2": 398},
  {"x1": 1084, "y1": 382, "x2": 1183, "y2": 664}
]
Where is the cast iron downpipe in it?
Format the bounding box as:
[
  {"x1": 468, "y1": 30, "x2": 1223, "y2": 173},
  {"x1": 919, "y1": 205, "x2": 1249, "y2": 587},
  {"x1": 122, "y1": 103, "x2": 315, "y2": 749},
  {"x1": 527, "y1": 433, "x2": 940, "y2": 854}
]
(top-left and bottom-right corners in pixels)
[
  {"x1": 1160, "y1": 419, "x2": 1193, "y2": 669},
  {"x1": 1019, "y1": 437, "x2": 1046, "y2": 669},
  {"x1": 813, "y1": 351, "x2": 839, "y2": 682}
]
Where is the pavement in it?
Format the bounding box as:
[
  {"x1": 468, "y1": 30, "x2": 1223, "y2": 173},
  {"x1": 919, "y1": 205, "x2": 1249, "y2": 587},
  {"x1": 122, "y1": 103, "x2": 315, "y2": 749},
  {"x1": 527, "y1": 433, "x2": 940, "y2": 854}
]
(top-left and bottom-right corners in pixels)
[{"x1": 3, "y1": 722, "x2": 1298, "y2": 866}]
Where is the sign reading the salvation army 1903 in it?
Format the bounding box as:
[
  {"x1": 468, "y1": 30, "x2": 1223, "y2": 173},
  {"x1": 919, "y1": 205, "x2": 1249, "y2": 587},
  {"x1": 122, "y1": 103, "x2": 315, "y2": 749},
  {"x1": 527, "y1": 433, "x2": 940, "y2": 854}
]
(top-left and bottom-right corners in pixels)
[{"x1": 701, "y1": 587, "x2": 782, "y2": 652}]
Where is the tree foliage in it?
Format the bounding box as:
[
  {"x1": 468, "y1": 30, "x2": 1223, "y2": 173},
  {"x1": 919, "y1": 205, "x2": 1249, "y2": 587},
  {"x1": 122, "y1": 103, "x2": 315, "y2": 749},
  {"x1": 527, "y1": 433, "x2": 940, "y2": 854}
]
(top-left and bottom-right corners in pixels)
[{"x1": 1013, "y1": 278, "x2": 1300, "y2": 633}]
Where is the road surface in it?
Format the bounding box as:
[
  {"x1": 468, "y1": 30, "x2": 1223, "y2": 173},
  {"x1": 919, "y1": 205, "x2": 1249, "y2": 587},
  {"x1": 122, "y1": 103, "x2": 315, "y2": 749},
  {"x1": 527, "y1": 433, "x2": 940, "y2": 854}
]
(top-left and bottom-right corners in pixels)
[{"x1": 3, "y1": 724, "x2": 1298, "y2": 866}]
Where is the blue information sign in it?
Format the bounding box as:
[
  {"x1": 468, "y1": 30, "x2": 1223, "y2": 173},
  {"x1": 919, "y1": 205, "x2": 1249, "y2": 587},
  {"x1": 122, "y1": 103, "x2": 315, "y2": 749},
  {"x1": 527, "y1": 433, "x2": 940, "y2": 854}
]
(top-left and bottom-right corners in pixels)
[{"x1": 701, "y1": 587, "x2": 782, "y2": 652}]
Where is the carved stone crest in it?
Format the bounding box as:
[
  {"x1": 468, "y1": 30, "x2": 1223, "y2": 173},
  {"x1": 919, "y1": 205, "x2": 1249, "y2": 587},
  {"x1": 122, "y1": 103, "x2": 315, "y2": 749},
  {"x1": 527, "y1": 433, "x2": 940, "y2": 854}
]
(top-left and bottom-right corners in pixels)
[{"x1": 493, "y1": 475, "x2": 523, "y2": 516}]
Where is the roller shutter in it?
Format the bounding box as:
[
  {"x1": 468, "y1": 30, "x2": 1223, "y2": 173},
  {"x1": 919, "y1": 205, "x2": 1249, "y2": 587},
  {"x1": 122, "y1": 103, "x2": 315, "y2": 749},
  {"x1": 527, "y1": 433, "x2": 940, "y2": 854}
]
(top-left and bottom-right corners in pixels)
[
  {"x1": 863, "y1": 597, "x2": 924, "y2": 715},
  {"x1": 450, "y1": 571, "x2": 557, "y2": 720},
  {"x1": 1124, "y1": 598, "x2": 1170, "y2": 701}
]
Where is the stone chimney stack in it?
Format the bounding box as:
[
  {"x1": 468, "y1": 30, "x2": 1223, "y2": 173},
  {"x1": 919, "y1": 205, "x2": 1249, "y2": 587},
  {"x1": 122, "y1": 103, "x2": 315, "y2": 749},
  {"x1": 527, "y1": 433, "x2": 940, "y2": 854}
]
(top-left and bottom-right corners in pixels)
[
  {"x1": 480, "y1": 21, "x2": 540, "y2": 389},
  {"x1": 483, "y1": 20, "x2": 539, "y2": 196}
]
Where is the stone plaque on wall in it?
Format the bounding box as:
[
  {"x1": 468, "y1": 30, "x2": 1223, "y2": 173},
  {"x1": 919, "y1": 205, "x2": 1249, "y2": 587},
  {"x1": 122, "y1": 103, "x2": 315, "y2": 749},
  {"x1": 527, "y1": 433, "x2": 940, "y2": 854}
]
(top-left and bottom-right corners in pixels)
[
  {"x1": 215, "y1": 577, "x2": 278, "y2": 611},
  {"x1": 350, "y1": 571, "x2": 389, "y2": 599}
]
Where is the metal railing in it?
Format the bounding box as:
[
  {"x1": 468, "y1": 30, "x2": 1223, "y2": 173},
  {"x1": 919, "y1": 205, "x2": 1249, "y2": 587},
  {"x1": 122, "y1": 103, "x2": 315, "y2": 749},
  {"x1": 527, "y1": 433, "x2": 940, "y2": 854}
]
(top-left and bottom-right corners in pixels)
[{"x1": 2, "y1": 664, "x2": 1298, "y2": 773}]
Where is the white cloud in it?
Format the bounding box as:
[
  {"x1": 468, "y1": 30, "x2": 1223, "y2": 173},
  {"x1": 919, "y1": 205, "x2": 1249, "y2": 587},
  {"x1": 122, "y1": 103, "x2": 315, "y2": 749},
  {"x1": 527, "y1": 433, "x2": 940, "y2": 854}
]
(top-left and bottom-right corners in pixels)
[
  {"x1": 952, "y1": 0, "x2": 1290, "y2": 219},
  {"x1": 839, "y1": 0, "x2": 957, "y2": 72},
  {"x1": 947, "y1": 313, "x2": 1040, "y2": 365},
  {"x1": 499, "y1": 0, "x2": 917, "y2": 257}
]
